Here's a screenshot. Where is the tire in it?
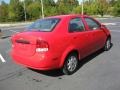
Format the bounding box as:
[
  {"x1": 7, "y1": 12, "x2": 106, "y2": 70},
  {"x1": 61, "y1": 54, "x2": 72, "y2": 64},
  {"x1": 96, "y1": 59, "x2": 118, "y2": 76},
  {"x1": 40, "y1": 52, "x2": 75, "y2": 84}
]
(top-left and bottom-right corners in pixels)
[
  {"x1": 62, "y1": 53, "x2": 79, "y2": 75},
  {"x1": 104, "y1": 37, "x2": 111, "y2": 51}
]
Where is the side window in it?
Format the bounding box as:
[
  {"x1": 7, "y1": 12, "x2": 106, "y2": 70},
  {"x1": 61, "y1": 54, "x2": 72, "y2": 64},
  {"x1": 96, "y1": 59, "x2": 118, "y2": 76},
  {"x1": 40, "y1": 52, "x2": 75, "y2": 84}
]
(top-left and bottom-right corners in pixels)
[
  {"x1": 85, "y1": 18, "x2": 100, "y2": 30},
  {"x1": 69, "y1": 18, "x2": 85, "y2": 32}
]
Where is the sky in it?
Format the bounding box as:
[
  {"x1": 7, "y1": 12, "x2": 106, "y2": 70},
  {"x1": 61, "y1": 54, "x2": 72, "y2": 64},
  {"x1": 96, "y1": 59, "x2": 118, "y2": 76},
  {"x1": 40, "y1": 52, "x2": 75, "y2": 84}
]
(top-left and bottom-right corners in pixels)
[{"x1": 1, "y1": 0, "x2": 82, "y2": 4}]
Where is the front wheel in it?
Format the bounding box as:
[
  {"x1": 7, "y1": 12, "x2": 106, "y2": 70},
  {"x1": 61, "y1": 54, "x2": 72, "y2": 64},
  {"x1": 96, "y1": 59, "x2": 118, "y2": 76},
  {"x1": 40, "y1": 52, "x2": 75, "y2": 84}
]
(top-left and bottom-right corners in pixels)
[
  {"x1": 104, "y1": 37, "x2": 111, "y2": 51},
  {"x1": 62, "y1": 53, "x2": 79, "y2": 75}
]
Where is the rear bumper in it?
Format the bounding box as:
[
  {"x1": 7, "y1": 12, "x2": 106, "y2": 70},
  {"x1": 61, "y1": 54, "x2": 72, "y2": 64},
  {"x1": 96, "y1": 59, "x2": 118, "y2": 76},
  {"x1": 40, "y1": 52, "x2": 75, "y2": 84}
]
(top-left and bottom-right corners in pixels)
[{"x1": 11, "y1": 50, "x2": 60, "y2": 70}]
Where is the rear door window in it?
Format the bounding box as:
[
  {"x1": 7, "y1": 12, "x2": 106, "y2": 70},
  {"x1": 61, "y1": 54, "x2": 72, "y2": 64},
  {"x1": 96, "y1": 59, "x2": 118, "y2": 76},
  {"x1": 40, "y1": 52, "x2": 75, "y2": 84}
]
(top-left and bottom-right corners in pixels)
[{"x1": 69, "y1": 18, "x2": 85, "y2": 32}]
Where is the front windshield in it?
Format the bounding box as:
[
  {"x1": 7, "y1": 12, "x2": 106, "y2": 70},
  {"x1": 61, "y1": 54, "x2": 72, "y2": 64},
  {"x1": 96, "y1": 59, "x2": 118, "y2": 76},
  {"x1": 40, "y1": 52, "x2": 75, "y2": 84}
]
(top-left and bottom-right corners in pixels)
[{"x1": 27, "y1": 18, "x2": 60, "y2": 32}]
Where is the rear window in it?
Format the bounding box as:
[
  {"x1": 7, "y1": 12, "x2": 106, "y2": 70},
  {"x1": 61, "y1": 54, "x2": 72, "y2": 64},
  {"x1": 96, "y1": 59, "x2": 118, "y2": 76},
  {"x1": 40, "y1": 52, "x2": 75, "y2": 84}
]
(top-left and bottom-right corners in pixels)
[{"x1": 27, "y1": 18, "x2": 60, "y2": 32}]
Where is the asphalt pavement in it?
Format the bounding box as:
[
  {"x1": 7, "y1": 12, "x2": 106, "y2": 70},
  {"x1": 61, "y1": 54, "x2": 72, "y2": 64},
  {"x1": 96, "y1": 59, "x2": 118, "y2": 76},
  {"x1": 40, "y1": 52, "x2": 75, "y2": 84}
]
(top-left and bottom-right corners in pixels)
[{"x1": 0, "y1": 18, "x2": 120, "y2": 90}]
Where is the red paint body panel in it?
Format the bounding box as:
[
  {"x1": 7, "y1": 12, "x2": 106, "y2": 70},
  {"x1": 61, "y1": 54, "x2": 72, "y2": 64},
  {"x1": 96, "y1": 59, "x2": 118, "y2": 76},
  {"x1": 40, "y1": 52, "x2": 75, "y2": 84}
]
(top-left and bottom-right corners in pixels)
[{"x1": 10, "y1": 15, "x2": 111, "y2": 70}]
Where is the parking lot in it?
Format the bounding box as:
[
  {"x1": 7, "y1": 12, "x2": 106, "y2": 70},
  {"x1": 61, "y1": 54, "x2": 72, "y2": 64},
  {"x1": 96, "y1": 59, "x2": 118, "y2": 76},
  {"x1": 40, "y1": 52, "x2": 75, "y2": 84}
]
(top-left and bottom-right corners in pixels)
[{"x1": 0, "y1": 18, "x2": 120, "y2": 90}]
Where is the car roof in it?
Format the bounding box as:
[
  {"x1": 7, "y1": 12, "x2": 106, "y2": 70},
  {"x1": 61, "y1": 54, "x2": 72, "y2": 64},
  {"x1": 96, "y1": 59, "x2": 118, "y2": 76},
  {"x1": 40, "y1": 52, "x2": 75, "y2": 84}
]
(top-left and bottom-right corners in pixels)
[{"x1": 44, "y1": 14, "x2": 89, "y2": 19}]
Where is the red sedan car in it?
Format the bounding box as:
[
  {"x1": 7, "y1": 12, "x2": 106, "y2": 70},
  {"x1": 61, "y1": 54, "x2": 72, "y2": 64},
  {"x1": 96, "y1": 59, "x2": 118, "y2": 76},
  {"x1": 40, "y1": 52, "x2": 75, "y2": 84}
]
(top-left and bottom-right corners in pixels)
[{"x1": 11, "y1": 15, "x2": 111, "y2": 75}]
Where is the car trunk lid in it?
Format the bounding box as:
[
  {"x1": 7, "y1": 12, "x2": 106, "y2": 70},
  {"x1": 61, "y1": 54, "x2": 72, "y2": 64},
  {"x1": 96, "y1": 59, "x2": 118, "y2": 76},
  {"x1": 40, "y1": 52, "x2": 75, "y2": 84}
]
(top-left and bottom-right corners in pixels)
[{"x1": 12, "y1": 32, "x2": 41, "y2": 56}]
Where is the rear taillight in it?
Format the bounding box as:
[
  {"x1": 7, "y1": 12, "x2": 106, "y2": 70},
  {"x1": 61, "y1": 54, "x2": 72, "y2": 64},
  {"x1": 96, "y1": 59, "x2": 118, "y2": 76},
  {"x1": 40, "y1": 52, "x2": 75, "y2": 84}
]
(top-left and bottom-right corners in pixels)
[{"x1": 36, "y1": 40, "x2": 49, "y2": 52}]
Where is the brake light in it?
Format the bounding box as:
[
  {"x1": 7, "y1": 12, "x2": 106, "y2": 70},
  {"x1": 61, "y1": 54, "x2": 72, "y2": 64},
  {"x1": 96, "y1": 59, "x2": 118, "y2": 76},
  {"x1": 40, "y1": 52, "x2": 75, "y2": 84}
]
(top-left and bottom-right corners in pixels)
[{"x1": 36, "y1": 40, "x2": 49, "y2": 52}]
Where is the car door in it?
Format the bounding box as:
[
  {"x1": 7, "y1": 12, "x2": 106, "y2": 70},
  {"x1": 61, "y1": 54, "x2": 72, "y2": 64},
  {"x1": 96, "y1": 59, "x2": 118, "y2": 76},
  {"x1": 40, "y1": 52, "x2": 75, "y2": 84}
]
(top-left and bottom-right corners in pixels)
[
  {"x1": 68, "y1": 17, "x2": 93, "y2": 58},
  {"x1": 84, "y1": 17, "x2": 107, "y2": 52}
]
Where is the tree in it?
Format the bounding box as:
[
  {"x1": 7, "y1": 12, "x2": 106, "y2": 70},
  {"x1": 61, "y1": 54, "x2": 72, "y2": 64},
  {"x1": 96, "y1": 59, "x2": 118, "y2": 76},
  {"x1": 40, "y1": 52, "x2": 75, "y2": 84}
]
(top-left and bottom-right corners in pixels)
[
  {"x1": 0, "y1": 1, "x2": 9, "y2": 22},
  {"x1": 42, "y1": 0, "x2": 57, "y2": 16},
  {"x1": 113, "y1": 0, "x2": 120, "y2": 16},
  {"x1": 25, "y1": 0, "x2": 33, "y2": 6},
  {"x1": 26, "y1": 1, "x2": 41, "y2": 20},
  {"x1": 96, "y1": 0, "x2": 109, "y2": 17},
  {"x1": 0, "y1": 0, "x2": 119, "y2": 22},
  {"x1": 72, "y1": 5, "x2": 82, "y2": 14},
  {"x1": 9, "y1": 0, "x2": 24, "y2": 21},
  {"x1": 109, "y1": 0, "x2": 116, "y2": 6},
  {"x1": 57, "y1": 0, "x2": 79, "y2": 14}
]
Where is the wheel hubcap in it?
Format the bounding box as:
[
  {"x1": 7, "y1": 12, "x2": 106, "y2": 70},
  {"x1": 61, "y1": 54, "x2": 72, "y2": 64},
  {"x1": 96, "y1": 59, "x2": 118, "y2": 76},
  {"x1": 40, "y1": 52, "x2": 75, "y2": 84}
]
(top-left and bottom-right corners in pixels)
[
  {"x1": 106, "y1": 39, "x2": 111, "y2": 49},
  {"x1": 67, "y1": 56, "x2": 77, "y2": 72}
]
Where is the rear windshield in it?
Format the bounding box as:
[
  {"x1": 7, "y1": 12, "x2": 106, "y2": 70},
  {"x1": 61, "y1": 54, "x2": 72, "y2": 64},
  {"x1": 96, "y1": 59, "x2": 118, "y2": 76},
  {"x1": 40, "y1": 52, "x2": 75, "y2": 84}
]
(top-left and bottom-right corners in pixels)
[{"x1": 27, "y1": 18, "x2": 60, "y2": 32}]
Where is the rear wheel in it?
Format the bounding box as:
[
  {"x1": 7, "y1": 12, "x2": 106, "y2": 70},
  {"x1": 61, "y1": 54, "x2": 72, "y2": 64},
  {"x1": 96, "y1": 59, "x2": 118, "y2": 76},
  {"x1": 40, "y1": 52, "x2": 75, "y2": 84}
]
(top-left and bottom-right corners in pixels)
[
  {"x1": 104, "y1": 37, "x2": 111, "y2": 51},
  {"x1": 62, "y1": 53, "x2": 79, "y2": 75}
]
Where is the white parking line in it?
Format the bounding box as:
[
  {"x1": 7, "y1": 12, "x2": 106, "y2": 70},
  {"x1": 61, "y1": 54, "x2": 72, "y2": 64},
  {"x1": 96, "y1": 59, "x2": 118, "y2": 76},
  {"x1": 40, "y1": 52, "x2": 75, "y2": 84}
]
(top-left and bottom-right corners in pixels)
[{"x1": 0, "y1": 54, "x2": 6, "y2": 63}]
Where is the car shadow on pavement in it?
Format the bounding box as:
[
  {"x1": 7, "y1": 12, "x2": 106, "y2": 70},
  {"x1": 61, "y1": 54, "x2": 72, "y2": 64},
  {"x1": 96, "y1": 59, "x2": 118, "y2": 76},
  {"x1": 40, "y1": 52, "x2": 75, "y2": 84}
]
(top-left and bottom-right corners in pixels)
[
  {"x1": 78, "y1": 49, "x2": 104, "y2": 69},
  {"x1": 29, "y1": 43, "x2": 113, "y2": 77},
  {"x1": 29, "y1": 68, "x2": 64, "y2": 77},
  {"x1": 78, "y1": 43, "x2": 113, "y2": 70}
]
